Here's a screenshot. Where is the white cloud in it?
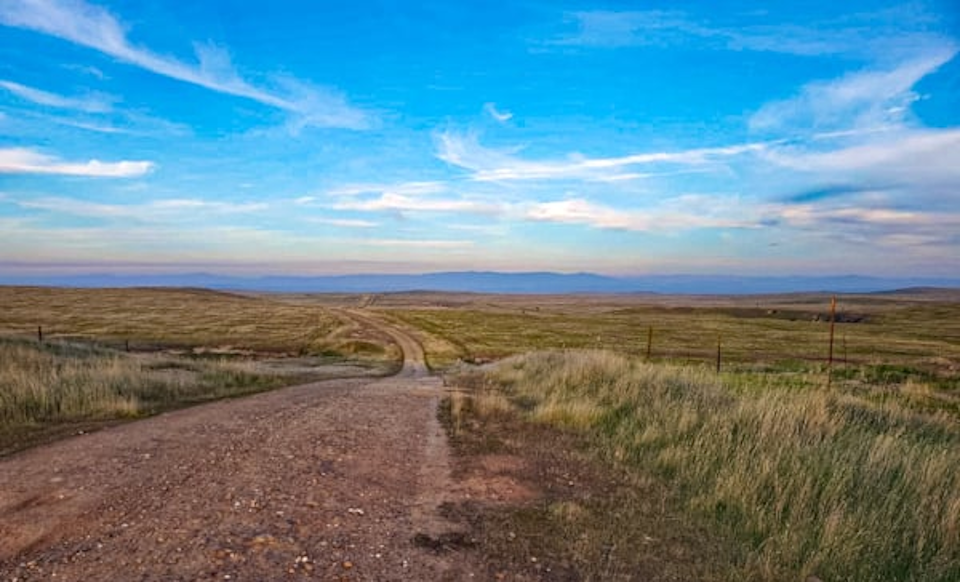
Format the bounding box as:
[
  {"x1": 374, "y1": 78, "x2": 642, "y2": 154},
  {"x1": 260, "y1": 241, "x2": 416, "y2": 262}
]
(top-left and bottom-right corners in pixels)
[
  {"x1": 484, "y1": 102, "x2": 513, "y2": 123},
  {"x1": 0, "y1": 0, "x2": 371, "y2": 129},
  {"x1": 327, "y1": 181, "x2": 447, "y2": 197},
  {"x1": 311, "y1": 217, "x2": 378, "y2": 228},
  {"x1": 552, "y1": 8, "x2": 954, "y2": 61},
  {"x1": 150, "y1": 199, "x2": 267, "y2": 213},
  {"x1": 0, "y1": 147, "x2": 153, "y2": 177},
  {"x1": 351, "y1": 238, "x2": 474, "y2": 249},
  {"x1": 762, "y1": 128, "x2": 960, "y2": 189},
  {"x1": 552, "y1": 10, "x2": 701, "y2": 49},
  {"x1": 750, "y1": 46, "x2": 957, "y2": 133},
  {"x1": 767, "y1": 199, "x2": 960, "y2": 250},
  {"x1": 437, "y1": 131, "x2": 764, "y2": 182},
  {"x1": 0, "y1": 79, "x2": 113, "y2": 112},
  {"x1": 322, "y1": 179, "x2": 500, "y2": 216},
  {"x1": 525, "y1": 197, "x2": 758, "y2": 232},
  {"x1": 334, "y1": 192, "x2": 499, "y2": 215},
  {"x1": 15, "y1": 196, "x2": 267, "y2": 217}
]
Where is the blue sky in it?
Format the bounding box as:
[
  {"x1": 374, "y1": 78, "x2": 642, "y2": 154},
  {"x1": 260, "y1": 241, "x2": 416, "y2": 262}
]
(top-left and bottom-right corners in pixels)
[{"x1": 1, "y1": 0, "x2": 958, "y2": 277}]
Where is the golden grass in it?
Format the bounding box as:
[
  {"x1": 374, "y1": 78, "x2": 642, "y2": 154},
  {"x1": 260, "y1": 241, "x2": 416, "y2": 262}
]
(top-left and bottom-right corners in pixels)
[
  {"x1": 0, "y1": 286, "x2": 345, "y2": 354},
  {"x1": 387, "y1": 294, "x2": 960, "y2": 377},
  {"x1": 462, "y1": 350, "x2": 960, "y2": 582},
  {"x1": 0, "y1": 337, "x2": 292, "y2": 454}
]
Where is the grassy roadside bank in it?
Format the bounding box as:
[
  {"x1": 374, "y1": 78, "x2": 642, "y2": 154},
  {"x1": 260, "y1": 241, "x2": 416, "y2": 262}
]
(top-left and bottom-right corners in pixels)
[
  {"x1": 0, "y1": 337, "x2": 302, "y2": 455},
  {"x1": 448, "y1": 350, "x2": 960, "y2": 581}
]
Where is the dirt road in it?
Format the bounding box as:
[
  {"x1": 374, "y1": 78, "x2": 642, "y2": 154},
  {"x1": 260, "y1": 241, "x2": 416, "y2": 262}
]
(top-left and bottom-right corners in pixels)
[{"x1": 0, "y1": 313, "x2": 476, "y2": 581}]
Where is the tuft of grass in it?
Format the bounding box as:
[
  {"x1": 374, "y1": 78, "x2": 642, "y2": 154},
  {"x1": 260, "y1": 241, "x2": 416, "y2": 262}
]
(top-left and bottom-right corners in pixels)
[{"x1": 468, "y1": 350, "x2": 960, "y2": 582}]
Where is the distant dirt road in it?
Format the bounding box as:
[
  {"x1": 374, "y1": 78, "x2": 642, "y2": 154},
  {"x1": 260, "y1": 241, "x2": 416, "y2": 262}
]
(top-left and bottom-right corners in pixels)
[{"x1": 0, "y1": 312, "x2": 476, "y2": 581}]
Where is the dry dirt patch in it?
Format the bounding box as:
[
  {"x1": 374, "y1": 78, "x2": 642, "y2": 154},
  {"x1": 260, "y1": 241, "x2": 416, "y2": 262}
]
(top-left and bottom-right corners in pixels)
[{"x1": 439, "y1": 395, "x2": 740, "y2": 581}]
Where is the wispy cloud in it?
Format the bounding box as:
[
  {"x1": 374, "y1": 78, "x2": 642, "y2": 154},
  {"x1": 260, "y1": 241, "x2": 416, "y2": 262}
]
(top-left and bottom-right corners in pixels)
[
  {"x1": 767, "y1": 197, "x2": 960, "y2": 250},
  {"x1": 525, "y1": 197, "x2": 759, "y2": 232},
  {"x1": 5, "y1": 105, "x2": 192, "y2": 136},
  {"x1": 333, "y1": 193, "x2": 499, "y2": 215},
  {"x1": 437, "y1": 131, "x2": 764, "y2": 181},
  {"x1": 350, "y1": 238, "x2": 475, "y2": 249},
  {"x1": 0, "y1": 147, "x2": 153, "y2": 177},
  {"x1": 322, "y1": 179, "x2": 500, "y2": 216},
  {"x1": 14, "y1": 196, "x2": 267, "y2": 217},
  {"x1": 0, "y1": 0, "x2": 372, "y2": 129},
  {"x1": 762, "y1": 129, "x2": 960, "y2": 192},
  {"x1": 484, "y1": 102, "x2": 513, "y2": 123},
  {"x1": 0, "y1": 79, "x2": 114, "y2": 112},
  {"x1": 550, "y1": 8, "x2": 953, "y2": 60},
  {"x1": 310, "y1": 217, "x2": 378, "y2": 228},
  {"x1": 749, "y1": 46, "x2": 957, "y2": 133},
  {"x1": 327, "y1": 181, "x2": 447, "y2": 197}
]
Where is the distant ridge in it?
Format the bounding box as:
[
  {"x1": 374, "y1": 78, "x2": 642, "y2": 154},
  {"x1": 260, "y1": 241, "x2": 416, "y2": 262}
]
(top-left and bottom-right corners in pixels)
[{"x1": 2, "y1": 271, "x2": 959, "y2": 295}]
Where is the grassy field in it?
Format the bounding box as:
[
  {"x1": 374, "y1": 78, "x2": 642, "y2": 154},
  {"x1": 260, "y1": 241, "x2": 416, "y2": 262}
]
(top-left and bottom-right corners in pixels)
[
  {"x1": 382, "y1": 291, "x2": 960, "y2": 399},
  {"x1": 0, "y1": 286, "x2": 369, "y2": 355},
  {"x1": 424, "y1": 290, "x2": 960, "y2": 581},
  {"x1": 0, "y1": 286, "x2": 398, "y2": 453}
]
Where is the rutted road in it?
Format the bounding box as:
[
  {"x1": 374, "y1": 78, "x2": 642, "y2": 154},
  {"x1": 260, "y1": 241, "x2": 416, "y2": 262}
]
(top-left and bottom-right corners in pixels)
[{"x1": 0, "y1": 311, "x2": 475, "y2": 581}]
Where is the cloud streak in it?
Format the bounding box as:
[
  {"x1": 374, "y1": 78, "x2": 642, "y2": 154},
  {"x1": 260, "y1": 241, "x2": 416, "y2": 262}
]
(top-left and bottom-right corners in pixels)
[
  {"x1": 437, "y1": 131, "x2": 764, "y2": 182},
  {"x1": 762, "y1": 129, "x2": 960, "y2": 194},
  {"x1": 0, "y1": 0, "x2": 371, "y2": 129},
  {"x1": 350, "y1": 238, "x2": 475, "y2": 249},
  {"x1": 13, "y1": 196, "x2": 267, "y2": 217},
  {"x1": 484, "y1": 102, "x2": 513, "y2": 123},
  {"x1": 552, "y1": 8, "x2": 954, "y2": 61},
  {"x1": 749, "y1": 46, "x2": 957, "y2": 133},
  {"x1": 0, "y1": 147, "x2": 153, "y2": 177},
  {"x1": 310, "y1": 217, "x2": 379, "y2": 228},
  {"x1": 0, "y1": 79, "x2": 113, "y2": 112},
  {"x1": 525, "y1": 197, "x2": 759, "y2": 232},
  {"x1": 333, "y1": 193, "x2": 498, "y2": 215}
]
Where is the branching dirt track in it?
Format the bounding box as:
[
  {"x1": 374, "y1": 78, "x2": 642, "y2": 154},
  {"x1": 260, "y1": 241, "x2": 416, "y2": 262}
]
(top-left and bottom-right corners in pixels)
[{"x1": 0, "y1": 311, "x2": 477, "y2": 581}]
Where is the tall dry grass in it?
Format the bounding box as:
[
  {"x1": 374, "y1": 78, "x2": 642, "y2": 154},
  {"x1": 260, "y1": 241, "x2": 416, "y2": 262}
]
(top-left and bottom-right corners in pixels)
[
  {"x1": 0, "y1": 338, "x2": 285, "y2": 449},
  {"x1": 477, "y1": 350, "x2": 960, "y2": 582}
]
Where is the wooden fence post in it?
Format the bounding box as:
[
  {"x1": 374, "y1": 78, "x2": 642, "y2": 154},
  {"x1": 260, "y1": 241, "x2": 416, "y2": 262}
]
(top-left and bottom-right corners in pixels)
[
  {"x1": 716, "y1": 334, "x2": 722, "y2": 374},
  {"x1": 38, "y1": 325, "x2": 43, "y2": 343},
  {"x1": 827, "y1": 295, "x2": 837, "y2": 388}
]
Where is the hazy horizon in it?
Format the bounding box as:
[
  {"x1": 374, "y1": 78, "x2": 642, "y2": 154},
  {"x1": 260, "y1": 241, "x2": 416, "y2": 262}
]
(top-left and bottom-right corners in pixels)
[{"x1": 2, "y1": 1, "x2": 959, "y2": 277}]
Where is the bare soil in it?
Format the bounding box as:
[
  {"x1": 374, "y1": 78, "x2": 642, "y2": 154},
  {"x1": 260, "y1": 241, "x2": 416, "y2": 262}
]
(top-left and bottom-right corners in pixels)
[
  {"x1": 0, "y1": 314, "x2": 479, "y2": 581},
  {"x1": 438, "y1": 399, "x2": 738, "y2": 582}
]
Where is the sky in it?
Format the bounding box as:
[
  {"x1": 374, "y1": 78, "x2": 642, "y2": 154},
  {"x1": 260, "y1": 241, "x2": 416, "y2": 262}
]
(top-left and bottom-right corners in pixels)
[{"x1": 1, "y1": 0, "x2": 959, "y2": 278}]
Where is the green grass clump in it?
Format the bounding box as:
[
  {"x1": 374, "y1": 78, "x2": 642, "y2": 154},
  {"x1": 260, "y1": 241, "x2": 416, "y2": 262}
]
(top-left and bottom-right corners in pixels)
[{"x1": 477, "y1": 350, "x2": 960, "y2": 582}]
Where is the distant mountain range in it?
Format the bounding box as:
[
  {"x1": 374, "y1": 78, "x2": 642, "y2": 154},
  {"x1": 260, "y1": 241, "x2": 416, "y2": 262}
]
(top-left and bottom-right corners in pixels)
[{"x1": 2, "y1": 271, "x2": 959, "y2": 295}]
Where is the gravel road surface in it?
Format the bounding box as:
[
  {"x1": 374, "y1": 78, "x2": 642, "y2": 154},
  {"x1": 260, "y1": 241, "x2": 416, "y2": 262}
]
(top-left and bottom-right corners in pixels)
[{"x1": 0, "y1": 313, "x2": 478, "y2": 581}]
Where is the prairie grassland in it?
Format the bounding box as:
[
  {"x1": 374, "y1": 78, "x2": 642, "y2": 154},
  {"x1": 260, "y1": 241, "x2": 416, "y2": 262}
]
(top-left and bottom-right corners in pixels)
[
  {"x1": 0, "y1": 286, "x2": 350, "y2": 354},
  {"x1": 453, "y1": 350, "x2": 960, "y2": 581},
  {"x1": 388, "y1": 292, "x2": 960, "y2": 418},
  {"x1": 388, "y1": 295, "x2": 960, "y2": 370},
  {"x1": 0, "y1": 337, "x2": 289, "y2": 454}
]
